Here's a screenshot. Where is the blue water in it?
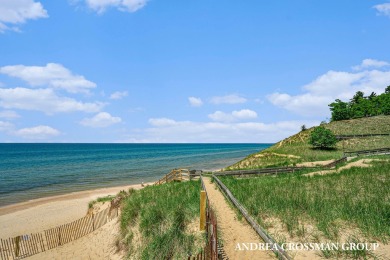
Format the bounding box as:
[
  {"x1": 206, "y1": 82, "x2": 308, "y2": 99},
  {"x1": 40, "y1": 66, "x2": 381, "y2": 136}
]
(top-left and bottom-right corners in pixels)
[{"x1": 0, "y1": 143, "x2": 271, "y2": 207}]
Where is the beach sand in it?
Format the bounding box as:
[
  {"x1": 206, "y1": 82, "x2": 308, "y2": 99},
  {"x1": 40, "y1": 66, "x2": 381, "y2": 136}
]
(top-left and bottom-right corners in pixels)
[{"x1": 0, "y1": 182, "x2": 152, "y2": 239}]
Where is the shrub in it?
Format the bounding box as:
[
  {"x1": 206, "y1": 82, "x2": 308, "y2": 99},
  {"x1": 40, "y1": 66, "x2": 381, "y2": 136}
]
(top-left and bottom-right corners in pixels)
[{"x1": 309, "y1": 126, "x2": 337, "y2": 149}]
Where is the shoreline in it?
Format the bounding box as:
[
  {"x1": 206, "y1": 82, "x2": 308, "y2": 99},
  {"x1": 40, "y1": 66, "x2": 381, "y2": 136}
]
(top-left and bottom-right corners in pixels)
[
  {"x1": 0, "y1": 181, "x2": 153, "y2": 238},
  {"x1": 0, "y1": 181, "x2": 154, "y2": 216}
]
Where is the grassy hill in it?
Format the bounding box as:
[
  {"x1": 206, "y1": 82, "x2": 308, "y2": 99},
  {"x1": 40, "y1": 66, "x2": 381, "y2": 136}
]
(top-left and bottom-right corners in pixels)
[
  {"x1": 227, "y1": 115, "x2": 390, "y2": 170},
  {"x1": 119, "y1": 181, "x2": 204, "y2": 259},
  {"x1": 221, "y1": 158, "x2": 390, "y2": 259}
]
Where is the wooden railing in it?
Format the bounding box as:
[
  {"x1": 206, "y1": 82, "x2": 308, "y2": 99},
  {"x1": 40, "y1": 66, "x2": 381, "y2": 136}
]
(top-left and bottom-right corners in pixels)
[
  {"x1": 214, "y1": 166, "x2": 313, "y2": 177},
  {"x1": 212, "y1": 175, "x2": 291, "y2": 260},
  {"x1": 336, "y1": 134, "x2": 390, "y2": 140},
  {"x1": 215, "y1": 157, "x2": 351, "y2": 177},
  {"x1": 188, "y1": 177, "x2": 219, "y2": 260},
  {"x1": 154, "y1": 169, "x2": 202, "y2": 185},
  {"x1": 344, "y1": 147, "x2": 390, "y2": 157}
]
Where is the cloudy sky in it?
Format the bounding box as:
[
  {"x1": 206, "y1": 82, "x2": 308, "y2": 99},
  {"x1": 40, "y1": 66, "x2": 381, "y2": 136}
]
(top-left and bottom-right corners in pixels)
[{"x1": 0, "y1": 0, "x2": 390, "y2": 142}]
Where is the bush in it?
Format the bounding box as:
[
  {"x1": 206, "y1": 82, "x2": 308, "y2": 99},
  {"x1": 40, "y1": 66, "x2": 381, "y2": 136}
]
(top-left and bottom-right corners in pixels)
[{"x1": 309, "y1": 126, "x2": 337, "y2": 149}]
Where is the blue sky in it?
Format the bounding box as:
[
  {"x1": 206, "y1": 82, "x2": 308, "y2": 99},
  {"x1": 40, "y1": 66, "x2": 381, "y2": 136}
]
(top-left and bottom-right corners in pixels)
[{"x1": 0, "y1": 0, "x2": 390, "y2": 142}]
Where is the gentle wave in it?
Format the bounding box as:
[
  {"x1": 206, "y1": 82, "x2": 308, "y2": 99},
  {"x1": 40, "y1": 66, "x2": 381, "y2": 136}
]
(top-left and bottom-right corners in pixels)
[{"x1": 0, "y1": 143, "x2": 271, "y2": 206}]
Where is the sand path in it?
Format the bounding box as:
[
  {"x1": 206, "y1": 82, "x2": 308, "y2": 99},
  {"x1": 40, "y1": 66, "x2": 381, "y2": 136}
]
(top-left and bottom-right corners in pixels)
[{"x1": 202, "y1": 177, "x2": 275, "y2": 260}]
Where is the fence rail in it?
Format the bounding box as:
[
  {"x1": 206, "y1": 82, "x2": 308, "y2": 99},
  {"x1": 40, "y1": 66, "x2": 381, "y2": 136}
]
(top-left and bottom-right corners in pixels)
[
  {"x1": 154, "y1": 168, "x2": 192, "y2": 185},
  {"x1": 213, "y1": 175, "x2": 291, "y2": 260},
  {"x1": 324, "y1": 156, "x2": 347, "y2": 168},
  {"x1": 0, "y1": 205, "x2": 118, "y2": 260},
  {"x1": 336, "y1": 134, "x2": 390, "y2": 140},
  {"x1": 344, "y1": 147, "x2": 390, "y2": 157},
  {"x1": 214, "y1": 166, "x2": 312, "y2": 177},
  {"x1": 188, "y1": 177, "x2": 219, "y2": 260},
  {"x1": 215, "y1": 156, "x2": 353, "y2": 177}
]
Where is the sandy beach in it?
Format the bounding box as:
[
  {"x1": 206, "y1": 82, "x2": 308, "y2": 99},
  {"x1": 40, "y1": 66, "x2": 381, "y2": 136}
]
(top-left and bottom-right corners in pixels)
[{"x1": 0, "y1": 182, "x2": 153, "y2": 239}]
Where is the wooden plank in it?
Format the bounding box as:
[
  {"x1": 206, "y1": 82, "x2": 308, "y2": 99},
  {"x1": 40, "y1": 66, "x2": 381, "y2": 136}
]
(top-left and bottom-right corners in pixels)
[
  {"x1": 39, "y1": 232, "x2": 46, "y2": 252},
  {"x1": 0, "y1": 239, "x2": 8, "y2": 260},
  {"x1": 5, "y1": 239, "x2": 14, "y2": 259}
]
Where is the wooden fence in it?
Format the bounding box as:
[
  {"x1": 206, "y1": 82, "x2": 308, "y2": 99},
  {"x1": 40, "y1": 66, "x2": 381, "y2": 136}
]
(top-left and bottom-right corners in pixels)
[
  {"x1": 344, "y1": 147, "x2": 390, "y2": 157},
  {"x1": 214, "y1": 166, "x2": 312, "y2": 177},
  {"x1": 215, "y1": 156, "x2": 351, "y2": 178},
  {"x1": 336, "y1": 134, "x2": 390, "y2": 140},
  {"x1": 154, "y1": 168, "x2": 202, "y2": 185},
  {"x1": 188, "y1": 177, "x2": 220, "y2": 260},
  {"x1": 212, "y1": 175, "x2": 291, "y2": 260},
  {"x1": 324, "y1": 156, "x2": 347, "y2": 168},
  {"x1": 0, "y1": 205, "x2": 118, "y2": 260}
]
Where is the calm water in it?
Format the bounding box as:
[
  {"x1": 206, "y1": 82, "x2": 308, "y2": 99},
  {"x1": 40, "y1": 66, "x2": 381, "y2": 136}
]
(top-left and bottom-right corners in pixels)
[{"x1": 0, "y1": 143, "x2": 271, "y2": 207}]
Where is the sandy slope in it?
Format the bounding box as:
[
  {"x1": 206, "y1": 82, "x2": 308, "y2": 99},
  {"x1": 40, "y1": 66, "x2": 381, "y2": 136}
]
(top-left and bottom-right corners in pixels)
[{"x1": 28, "y1": 220, "x2": 123, "y2": 260}]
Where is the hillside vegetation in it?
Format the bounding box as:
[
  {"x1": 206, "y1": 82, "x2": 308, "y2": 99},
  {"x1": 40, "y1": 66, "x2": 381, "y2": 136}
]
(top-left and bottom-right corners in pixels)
[
  {"x1": 227, "y1": 115, "x2": 390, "y2": 170},
  {"x1": 221, "y1": 158, "x2": 390, "y2": 258},
  {"x1": 119, "y1": 181, "x2": 204, "y2": 259}
]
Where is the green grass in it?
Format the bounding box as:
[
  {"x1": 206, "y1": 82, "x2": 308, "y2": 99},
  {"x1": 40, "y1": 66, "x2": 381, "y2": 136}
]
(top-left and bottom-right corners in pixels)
[
  {"x1": 88, "y1": 194, "x2": 116, "y2": 209},
  {"x1": 227, "y1": 115, "x2": 390, "y2": 170},
  {"x1": 220, "y1": 160, "x2": 390, "y2": 243},
  {"x1": 120, "y1": 181, "x2": 204, "y2": 259},
  {"x1": 325, "y1": 115, "x2": 390, "y2": 135}
]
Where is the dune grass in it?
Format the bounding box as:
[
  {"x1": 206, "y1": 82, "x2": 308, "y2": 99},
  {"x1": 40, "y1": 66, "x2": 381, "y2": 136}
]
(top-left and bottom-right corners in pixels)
[
  {"x1": 227, "y1": 116, "x2": 390, "y2": 170},
  {"x1": 88, "y1": 194, "x2": 116, "y2": 209},
  {"x1": 220, "y1": 160, "x2": 390, "y2": 243},
  {"x1": 120, "y1": 181, "x2": 204, "y2": 259}
]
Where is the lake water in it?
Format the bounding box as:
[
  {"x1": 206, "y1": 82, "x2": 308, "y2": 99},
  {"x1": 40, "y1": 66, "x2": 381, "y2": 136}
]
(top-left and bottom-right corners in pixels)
[{"x1": 0, "y1": 143, "x2": 271, "y2": 207}]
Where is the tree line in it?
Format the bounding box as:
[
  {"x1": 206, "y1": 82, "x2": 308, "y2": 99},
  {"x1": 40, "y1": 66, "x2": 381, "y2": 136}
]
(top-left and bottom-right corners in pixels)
[{"x1": 329, "y1": 86, "x2": 390, "y2": 121}]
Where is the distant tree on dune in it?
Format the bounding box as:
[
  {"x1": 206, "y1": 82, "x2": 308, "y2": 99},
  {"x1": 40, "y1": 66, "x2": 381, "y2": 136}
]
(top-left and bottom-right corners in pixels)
[
  {"x1": 328, "y1": 86, "x2": 390, "y2": 121},
  {"x1": 309, "y1": 126, "x2": 337, "y2": 149}
]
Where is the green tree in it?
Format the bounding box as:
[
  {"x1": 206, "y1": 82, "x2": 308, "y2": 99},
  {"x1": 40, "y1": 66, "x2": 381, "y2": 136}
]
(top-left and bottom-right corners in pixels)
[
  {"x1": 309, "y1": 126, "x2": 337, "y2": 149},
  {"x1": 350, "y1": 91, "x2": 364, "y2": 104},
  {"x1": 329, "y1": 99, "x2": 350, "y2": 121}
]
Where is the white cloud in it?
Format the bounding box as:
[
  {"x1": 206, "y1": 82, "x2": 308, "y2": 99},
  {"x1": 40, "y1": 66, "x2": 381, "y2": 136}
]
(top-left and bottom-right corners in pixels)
[
  {"x1": 122, "y1": 118, "x2": 319, "y2": 143},
  {"x1": 268, "y1": 60, "x2": 390, "y2": 117},
  {"x1": 148, "y1": 118, "x2": 177, "y2": 127},
  {"x1": 208, "y1": 111, "x2": 235, "y2": 122},
  {"x1": 80, "y1": 112, "x2": 122, "y2": 127},
  {"x1": 84, "y1": 0, "x2": 147, "y2": 14},
  {"x1": 374, "y1": 3, "x2": 390, "y2": 17},
  {"x1": 352, "y1": 59, "x2": 390, "y2": 70},
  {"x1": 188, "y1": 97, "x2": 203, "y2": 107},
  {"x1": 208, "y1": 109, "x2": 257, "y2": 122},
  {"x1": 14, "y1": 125, "x2": 60, "y2": 139},
  {"x1": 0, "y1": 121, "x2": 13, "y2": 132},
  {"x1": 0, "y1": 63, "x2": 96, "y2": 93},
  {"x1": 0, "y1": 87, "x2": 104, "y2": 114},
  {"x1": 110, "y1": 91, "x2": 128, "y2": 100},
  {"x1": 232, "y1": 109, "x2": 258, "y2": 120},
  {"x1": 0, "y1": 0, "x2": 48, "y2": 32},
  {"x1": 0, "y1": 110, "x2": 20, "y2": 119},
  {"x1": 210, "y1": 94, "x2": 247, "y2": 105}
]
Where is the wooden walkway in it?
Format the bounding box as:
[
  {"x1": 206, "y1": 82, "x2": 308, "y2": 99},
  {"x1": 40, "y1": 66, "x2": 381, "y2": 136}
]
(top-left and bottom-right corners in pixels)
[{"x1": 154, "y1": 169, "x2": 201, "y2": 185}]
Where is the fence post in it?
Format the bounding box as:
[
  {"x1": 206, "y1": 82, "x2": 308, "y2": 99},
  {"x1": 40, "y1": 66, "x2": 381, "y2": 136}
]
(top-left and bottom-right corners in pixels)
[
  {"x1": 200, "y1": 191, "x2": 206, "y2": 231},
  {"x1": 15, "y1": 236, "x2": 21, "y2": 257},
  {"x1": 92, "y1": 214, "x2": 95, "y2": 231}
]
